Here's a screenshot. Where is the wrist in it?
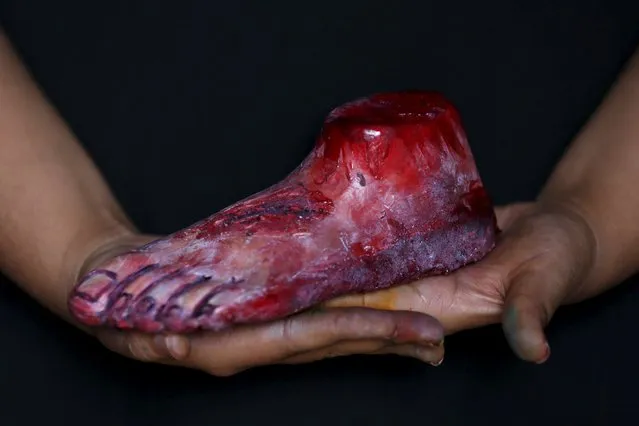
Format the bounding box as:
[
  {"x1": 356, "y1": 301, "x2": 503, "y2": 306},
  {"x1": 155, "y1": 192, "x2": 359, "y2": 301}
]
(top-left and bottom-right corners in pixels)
[
  {"x1": 537, "y1": 188, "x2": 638, "y2": 302},
  {"x1": 46, "y1": 213, "x2": 138, "y2": 327}
]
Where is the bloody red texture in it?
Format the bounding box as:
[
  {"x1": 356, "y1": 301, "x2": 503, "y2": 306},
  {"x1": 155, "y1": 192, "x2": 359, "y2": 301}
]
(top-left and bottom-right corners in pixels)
[{"x1": 68, "y1": 91, "x2": 498, "y2": 333}]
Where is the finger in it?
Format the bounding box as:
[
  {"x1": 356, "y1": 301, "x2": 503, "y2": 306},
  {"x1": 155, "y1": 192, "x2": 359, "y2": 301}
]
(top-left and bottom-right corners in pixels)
[
  {"x1": 281, "y1": 340, "x2": 444, "y2": 365},
  {"x1": 501, "y1": 268, "x2": 565, "y2": 364},
  {"x1": 280, "y1": 339, "x2": 388, "y2": 364},
  {"x1": 323, "y1": 287, "x2": 402, "y2": 310},
  {"x1": 97, "y1": 330, "x2": 190, "y2": 364},
  {"x1": 374, "y1": 343, "x2": 445, "y2": 365},
  {"x1": 324, "y1": 272, "x2": 502, "y2": 334},
  {"x1": 185, "y1": 308, "x2": 444, "y2": 376},
  {"x1": 323, "y1": 278, "x2": 460, "y2": 315}
]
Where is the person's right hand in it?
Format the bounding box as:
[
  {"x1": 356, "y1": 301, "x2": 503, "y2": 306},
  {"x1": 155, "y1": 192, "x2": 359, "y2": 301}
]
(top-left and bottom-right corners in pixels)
[
  {"x1": 77, "y1": 234, "x2": 445, "y2": 377},
  {"x1": 97, "y1": 307, "x2": 444, "y2": 376}
]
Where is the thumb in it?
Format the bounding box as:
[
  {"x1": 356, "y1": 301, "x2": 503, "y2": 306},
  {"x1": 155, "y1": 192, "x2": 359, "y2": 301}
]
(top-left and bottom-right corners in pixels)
[
  {"x1": 501, "y1": 267, "x2": 567, "y2": 364},
  {"x1": 97, "y1": 330, "x2": 190, "y2": 364}
]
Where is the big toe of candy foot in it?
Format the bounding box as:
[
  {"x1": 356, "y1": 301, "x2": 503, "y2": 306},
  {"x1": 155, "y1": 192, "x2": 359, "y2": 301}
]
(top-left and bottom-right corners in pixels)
[{"x1": 69, "y1": 91, "x2": 498, "y2": 333}]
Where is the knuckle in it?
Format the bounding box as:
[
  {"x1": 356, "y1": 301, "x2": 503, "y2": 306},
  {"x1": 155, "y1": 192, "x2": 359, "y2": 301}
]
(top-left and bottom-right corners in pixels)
[
  {"x1": 344, "y1": 308, "x2": 393, "y2": 340},
  {"x1": 281, "y1": 317, "x2": 294, "y2": 341},
  {"x1": 329, "y1": 310, "x2": 361, "y2": 338},
  {"x1": 127, "y1": 335, "x2": 160, "y2": 362},
  {"x1": 508, "y1": 293, "x2": 534, "y2": 310},
  {"x1": 507, "y1": 293, "x2": 552, "y2": 326},
  {"x1": 372, "y1": 312, "x2": 398, "y2": 339},
  {"x1": 459, "y1": 266, "x2": 507, "y2": 300},
  {"x1": 280, "y1": 317, "x2": 300, "y2": 353},
  {"x1": 205, "y1": 366, "x2": 241, "y2": 377}
]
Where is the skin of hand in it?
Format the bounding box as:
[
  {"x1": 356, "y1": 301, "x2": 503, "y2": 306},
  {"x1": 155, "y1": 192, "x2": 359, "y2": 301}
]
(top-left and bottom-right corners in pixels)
[
  {"x1": 0, "y1": 31, "x2": 445, "y2": 377},
  {"x1": 326, "y1": 200, "x2": 596, "y2": 363}
]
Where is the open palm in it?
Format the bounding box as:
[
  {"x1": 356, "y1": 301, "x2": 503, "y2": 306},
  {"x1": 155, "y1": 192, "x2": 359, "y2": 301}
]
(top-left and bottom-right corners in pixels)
[{"x1": 326, "y1": 201, "x2": 597, "y2": 363}]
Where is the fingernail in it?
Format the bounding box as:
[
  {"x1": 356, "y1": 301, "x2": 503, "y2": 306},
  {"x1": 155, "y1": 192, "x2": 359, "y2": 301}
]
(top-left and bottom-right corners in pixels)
[
  {"x1": 414, "y1": 346, "x2": 444, "y2": 366},
  {"x1": 165, "y1": 335, "x2": 189, "y2": 360},
  {"x1": 429, "y1": 356, "x2": 444, "y2": 367},
  {"x1": 536, "y1": 342, "x2": 551, "y2": 364}
]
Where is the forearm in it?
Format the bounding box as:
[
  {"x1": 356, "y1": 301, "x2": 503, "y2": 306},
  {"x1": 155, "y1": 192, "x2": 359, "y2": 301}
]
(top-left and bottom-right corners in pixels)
[
  {"x1": 539, "y1": 46, "x2": 639, "y2": 298},
  {"x1": 0, "y1": 31, "x2": 135, "y2": 321}
]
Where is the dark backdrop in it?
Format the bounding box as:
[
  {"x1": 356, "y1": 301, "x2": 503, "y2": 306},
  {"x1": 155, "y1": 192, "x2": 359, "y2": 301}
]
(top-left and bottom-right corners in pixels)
[{"x1": 1, "y1": 1, "x2": 638, "y2": 425}]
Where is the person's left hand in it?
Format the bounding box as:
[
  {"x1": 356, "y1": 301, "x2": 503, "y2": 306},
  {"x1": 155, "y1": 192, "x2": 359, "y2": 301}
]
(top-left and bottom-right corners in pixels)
[{"x1": 325, "y1": 200, "x2": 599, "y2": 364}]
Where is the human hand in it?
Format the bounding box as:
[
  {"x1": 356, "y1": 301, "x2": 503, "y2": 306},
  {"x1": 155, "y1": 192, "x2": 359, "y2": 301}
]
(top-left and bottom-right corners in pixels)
[
  {"x1": 75, "y1": 234, "x2": 445, "y2": 377},
  {"x1": 325, "y1": 201, "x2": 598, "y2": 364}
]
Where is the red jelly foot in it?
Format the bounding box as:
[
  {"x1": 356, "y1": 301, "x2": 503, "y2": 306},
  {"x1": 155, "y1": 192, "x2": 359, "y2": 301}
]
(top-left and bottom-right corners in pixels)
[{"x1": 69, "y1": 91, "x2": 498, "y2": 333}]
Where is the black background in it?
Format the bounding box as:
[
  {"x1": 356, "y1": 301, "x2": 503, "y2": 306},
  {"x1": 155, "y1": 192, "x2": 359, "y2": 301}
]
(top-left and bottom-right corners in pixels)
[{"x1": 1, "y1": 1, "x2": 639, "y2": 425}]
